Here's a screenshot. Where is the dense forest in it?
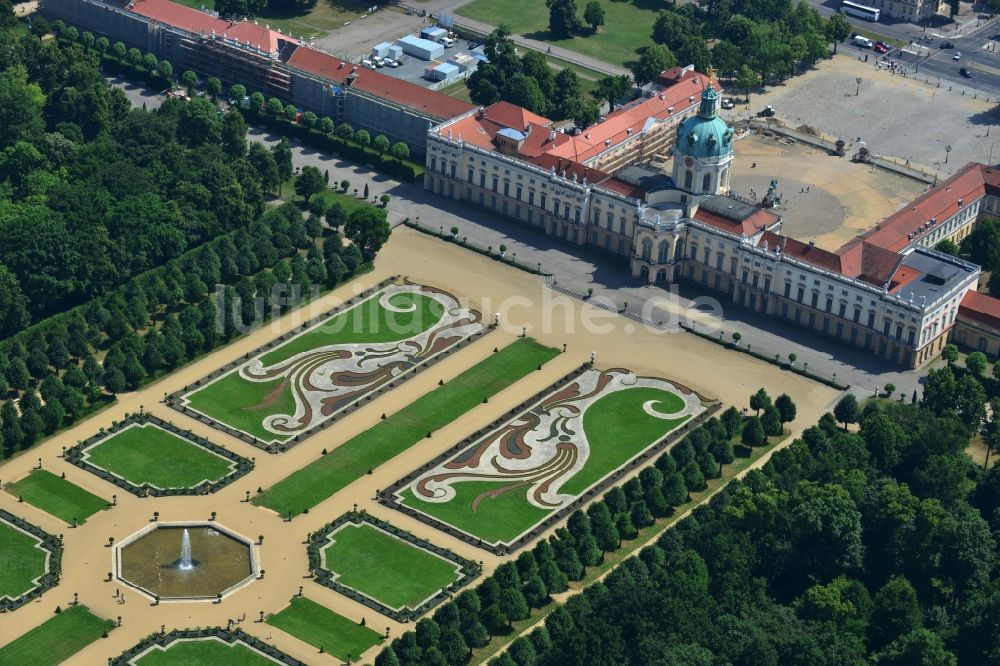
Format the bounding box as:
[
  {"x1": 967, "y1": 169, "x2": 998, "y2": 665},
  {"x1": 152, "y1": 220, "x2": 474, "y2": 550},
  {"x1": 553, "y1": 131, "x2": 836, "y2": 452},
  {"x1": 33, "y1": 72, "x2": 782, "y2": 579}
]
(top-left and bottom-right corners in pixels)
[
  {"x1": 0, "y1": 3, "x2": 390, "y2": 458},
  {"x1": 379, "y1": 395, "x2": 999, "y2": 665}
]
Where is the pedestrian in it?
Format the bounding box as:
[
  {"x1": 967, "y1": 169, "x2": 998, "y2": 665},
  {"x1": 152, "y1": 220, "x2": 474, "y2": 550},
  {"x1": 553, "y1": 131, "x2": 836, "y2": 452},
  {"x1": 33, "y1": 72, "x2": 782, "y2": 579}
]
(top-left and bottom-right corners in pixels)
[{"x1": 806, "y1": 186, "x2": 810, "y2": 193}]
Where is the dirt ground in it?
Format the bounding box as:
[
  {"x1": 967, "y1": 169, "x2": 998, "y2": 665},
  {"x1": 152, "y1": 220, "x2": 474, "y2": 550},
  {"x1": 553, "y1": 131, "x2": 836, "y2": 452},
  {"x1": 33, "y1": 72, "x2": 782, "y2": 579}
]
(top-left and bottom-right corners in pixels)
[
  {"x1": 721, "y1": 53, "x2": 1000, "y2": 178},
  {"x1": 0, "y1": 227, "x2": 840, "y2": 665}
]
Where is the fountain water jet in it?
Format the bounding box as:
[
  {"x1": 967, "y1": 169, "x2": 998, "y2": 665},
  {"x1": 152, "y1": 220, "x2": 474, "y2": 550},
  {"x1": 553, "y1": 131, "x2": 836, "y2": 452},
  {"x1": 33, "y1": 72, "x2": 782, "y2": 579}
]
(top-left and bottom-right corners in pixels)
[{"x1": 178, "y1": 528, "x2": 193, "y2": 571}]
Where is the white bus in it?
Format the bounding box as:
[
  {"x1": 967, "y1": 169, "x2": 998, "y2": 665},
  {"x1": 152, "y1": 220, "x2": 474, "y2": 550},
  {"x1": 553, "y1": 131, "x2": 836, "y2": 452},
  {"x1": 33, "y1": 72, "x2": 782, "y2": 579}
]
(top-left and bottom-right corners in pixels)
[{"x1": 840, "y1": 1, "x2": 880, "y2": 21}]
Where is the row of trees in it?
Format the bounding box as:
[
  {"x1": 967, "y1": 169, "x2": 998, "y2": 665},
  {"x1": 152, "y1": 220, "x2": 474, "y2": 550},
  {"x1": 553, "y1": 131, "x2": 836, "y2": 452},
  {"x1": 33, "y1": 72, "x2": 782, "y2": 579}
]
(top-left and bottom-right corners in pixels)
[
  {"x1": 545, "y1": 0, "x2": 605, "y2": 39},
  {"x1": 375, "y1": 390, "x2": 797, "y2": 665},
  {"x1": 486, "y1": 397, "x2": 998, "y2": 665},
  {"x1": 214, "y1": 0, "x2": 318, "y2": 22}
]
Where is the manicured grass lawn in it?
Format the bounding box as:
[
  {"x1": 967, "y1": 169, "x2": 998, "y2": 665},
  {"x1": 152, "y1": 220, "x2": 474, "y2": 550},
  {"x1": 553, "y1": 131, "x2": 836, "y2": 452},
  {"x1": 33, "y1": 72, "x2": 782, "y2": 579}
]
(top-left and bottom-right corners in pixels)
[
  {"x1": 400, "y1": 481, "x2": 550, "y2": 544},
  {"x1": 322, "y1": 523, "x2": 460, "y2": 609},
  {"x1": 254, "y1": 338, "x2": 558, "y2": 516},
  {"x1": 561, "y1": 386, "x2": 687, "y2": 495},
  {"x1": 402, "y1": 386, "x2": 690, "y2": 544},
  {"x1": 184, "y1": 290, "x2": 446, "y2": 441},
  {"x1": 170, "y1": 0, "x2": 370, "y2": 37},
  {"x1": 4, "y1": 471, "x2": 107, "y2": 525},
  {"x1": 0, "y1": 605, "x2": 114, "y2": 666},
  {"x1": 457, "y1": 0, "x2": 658, "y2": 68},
  {"x1": 84, "y1": 424, "x2": 234, "y2": 489},
  {"x1": 267, "y1": 597, "x2": 381, "y2": 661},
  {"x1": 0, "y1": 521, "x2": 47, "y2": 600},
  {"x1": 134, "y1": 639, "x2": 277, "y2": 666},
  {"x1": 258, "y1": 290, "x2": 444, "y2": 366}
]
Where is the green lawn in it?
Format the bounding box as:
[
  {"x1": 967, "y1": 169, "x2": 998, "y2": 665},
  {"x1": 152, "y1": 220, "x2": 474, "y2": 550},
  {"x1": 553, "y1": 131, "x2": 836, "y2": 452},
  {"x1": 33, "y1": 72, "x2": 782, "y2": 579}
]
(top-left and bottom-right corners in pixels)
[
  {"x1": 84, "y1": 424, "x2": 234, "y2": 489},
  {"x1": 322, "y1": 523, "x2": 460, "y2": 609},
  {"x1": 183, "y1": 290, "x2": 447, "y2": 441},
  {"x1": 267, "y1": 597, "x2": 381, "y2": 661},
  {"x1": 0, "y1": 606, "x2": 113, "y2": 666},
  {"x1": 4, "y1": 471, "x2": 107, "y2": 525},
  {"x1": 457, "y1": 0, "x2": 658, "y2": 68},
  {"x1": 134, "y1": 639, "x2": 277, "y2": 666},
  {"x1": 0, "y1": 520, "x2": 47, "y2": 600},
  {"x1": 401, "y1": 385, "x2": 690, "y2": 545},
  {"x1": 254, "y1": 338, "x2": 558, "y2": 516},
  {"x1": 169, "y1": 0, "x2": 370, "y2": 37}
]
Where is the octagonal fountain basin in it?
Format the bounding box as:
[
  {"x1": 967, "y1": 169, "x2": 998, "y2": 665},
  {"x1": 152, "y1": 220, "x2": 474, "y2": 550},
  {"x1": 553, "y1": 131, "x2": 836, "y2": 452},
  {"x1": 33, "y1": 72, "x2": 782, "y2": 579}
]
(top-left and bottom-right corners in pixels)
[{"x1": 115, "y1": 522, "x2": 258, "y2": 601}]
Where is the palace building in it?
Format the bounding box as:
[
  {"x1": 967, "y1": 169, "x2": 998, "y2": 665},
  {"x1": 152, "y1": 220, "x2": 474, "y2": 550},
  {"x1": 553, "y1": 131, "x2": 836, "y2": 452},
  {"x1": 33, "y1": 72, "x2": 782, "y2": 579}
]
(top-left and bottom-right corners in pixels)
[{"x1": 426, "y1": 69, "x2": 995, "y2": 369}]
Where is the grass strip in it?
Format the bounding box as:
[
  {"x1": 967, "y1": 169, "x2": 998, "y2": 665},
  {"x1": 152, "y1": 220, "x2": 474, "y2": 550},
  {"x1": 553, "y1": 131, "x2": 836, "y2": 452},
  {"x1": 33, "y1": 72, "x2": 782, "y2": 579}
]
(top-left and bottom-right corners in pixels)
[{"x1": 4, "y1": 470, "x2": 107, "y2": 525}]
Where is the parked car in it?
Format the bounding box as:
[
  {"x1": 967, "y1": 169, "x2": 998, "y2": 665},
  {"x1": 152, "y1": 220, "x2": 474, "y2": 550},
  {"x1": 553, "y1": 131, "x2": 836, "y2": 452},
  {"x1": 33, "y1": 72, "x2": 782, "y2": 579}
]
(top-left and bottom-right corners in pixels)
[
  {"x1": 720, "y1": 97, "x2": 736, "y2": 109},
  {"x1": 873, "y1": 44, "x2": 889, "y2": 53},
  {"x1": 386, "y1": 58, "x2": 399, "y2": 68},
  {"x1": 953, "y1": 52, "x2": 962, "y2": 60},
  {"x1": 960, "y1": 67, "x2": 973, "y2": 78},
  {"x1": 940, "y1": 41, "x2": 955, "y2": 49},
  {"x1": 757, "y1": 105, "x2": 776, "y2": 117},
  {"x1": 874, "y1": 40, "x2": 889, "y2": 49}
]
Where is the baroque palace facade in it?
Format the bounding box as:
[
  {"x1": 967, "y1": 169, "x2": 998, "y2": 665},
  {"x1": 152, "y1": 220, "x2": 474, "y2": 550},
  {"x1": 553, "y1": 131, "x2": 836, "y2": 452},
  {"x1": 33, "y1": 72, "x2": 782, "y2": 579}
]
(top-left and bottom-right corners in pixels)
[{"x1": 425, "y1": 68, "x2": 1000, "y2": 369}]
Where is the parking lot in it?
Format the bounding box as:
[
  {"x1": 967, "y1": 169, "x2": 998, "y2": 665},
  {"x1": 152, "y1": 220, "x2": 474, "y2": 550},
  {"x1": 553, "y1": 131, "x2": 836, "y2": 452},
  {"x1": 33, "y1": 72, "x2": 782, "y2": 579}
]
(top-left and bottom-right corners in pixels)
[{"x1": 360, "y1": 38, "x2": 481, "y2": 90}]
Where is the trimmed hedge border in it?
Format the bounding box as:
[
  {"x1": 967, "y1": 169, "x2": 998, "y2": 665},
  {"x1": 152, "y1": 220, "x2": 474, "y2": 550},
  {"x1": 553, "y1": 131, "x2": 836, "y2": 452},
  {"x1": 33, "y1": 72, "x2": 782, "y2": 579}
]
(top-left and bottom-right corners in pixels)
[
  {"x1": 380, "y1": 363, "x2": 720, "y2": 555},
  {"x1": 166, "y1": 276, "x2": 496, "y2": 453},
  {"x1": 65, "y1": 413, "x2": 254, "y2": 498},
  {"x1": 681, "y1": 323, "x2": 850, "y2": 390},
  {"x1": 404, "y1": 220, "x2": 550, "y2": 277},
  {"x1": 111, "y1": 627, "x2": 301, "y2": 665},
  {"x1": 307, "y1": 511, "x2": 480, "y2": 623},
  {"x1": 0, "y1": 509, "x2": 63, "y2": 612}
]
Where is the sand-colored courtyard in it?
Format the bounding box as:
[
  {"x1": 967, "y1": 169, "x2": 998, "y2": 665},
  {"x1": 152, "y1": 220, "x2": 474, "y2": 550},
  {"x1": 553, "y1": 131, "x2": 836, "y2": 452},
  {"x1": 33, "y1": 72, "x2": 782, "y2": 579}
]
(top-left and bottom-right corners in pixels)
[{"x1": 0, "y1": 227, "x2": 840, "y2": 665}]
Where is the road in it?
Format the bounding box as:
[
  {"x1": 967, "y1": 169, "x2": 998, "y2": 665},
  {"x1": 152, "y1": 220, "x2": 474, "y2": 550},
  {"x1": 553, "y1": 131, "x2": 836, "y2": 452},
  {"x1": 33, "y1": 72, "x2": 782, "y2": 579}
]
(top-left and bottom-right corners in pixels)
[{"x1": 813, "y1": 0, "x2": 1000, "y2": 95}]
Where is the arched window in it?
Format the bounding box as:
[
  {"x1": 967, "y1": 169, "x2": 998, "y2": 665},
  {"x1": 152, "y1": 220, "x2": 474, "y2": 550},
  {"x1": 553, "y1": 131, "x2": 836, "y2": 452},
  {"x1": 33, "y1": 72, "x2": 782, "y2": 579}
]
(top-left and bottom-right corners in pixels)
[
  {"x1": 684, "y1": 170, "x2": 693, "y2": 189},
  {"x1": 720, "y1": 167, "x2": 729, "y2": 188},
  {"x1": 657, "y1": 241, "x2": 669, "y2": 263},
  {"x1": 641, "y1": 238, "x2": 653, "y2": 261},
  {"x1": 674, "y1": 240, "x2": 685, "y2": 260},
  {"x1": 702, "y1": 173, "x2": 711, "y2": 192}
]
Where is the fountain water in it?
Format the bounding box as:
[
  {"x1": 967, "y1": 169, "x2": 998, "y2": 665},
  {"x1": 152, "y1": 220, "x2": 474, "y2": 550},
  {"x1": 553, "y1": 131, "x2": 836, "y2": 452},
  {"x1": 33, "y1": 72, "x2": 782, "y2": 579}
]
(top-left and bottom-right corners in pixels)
[{"x1": 178, "y1": 528, "x2": 193, "y2": 571}]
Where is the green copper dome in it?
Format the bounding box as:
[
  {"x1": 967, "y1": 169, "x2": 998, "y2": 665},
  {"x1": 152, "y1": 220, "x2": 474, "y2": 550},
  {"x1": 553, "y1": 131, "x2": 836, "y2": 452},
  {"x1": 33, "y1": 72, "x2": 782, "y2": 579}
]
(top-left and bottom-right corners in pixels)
[{"x1": 675, "y1": 86, "x2": 734, "y2": 160}]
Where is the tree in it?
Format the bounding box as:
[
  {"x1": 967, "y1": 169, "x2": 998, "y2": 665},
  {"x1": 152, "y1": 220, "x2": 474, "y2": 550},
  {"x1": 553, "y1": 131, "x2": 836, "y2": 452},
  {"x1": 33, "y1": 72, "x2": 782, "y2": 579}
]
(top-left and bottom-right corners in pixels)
[
  {"x1": 220, "y1": 109, "x2": 248, "y2": 158},
  {"x1": 736, "y1": 64, "x2": 761, "y2": 101},
  {"x1": 935, "y1": 238, "x2": 959, "y2": 255},
  {"x1": 547, "y1": 0, "x2": 583, "y2": 38},
  {"x1": 761, "y1": 405, "x2": 783, "y2": 436},
  {"x1": 750, "y1": 388, "x2": 770, "y2": 416},
  {"x1": 230, "y1": 83, "x2": 247, "y2": 101},
  {"x1": 593, "y1": 75, "x2": 631, "y2": 112},
  {"x1": 143, "y1": 53, "x2": 158, "y2": 71},
  {"x1": 215, "y1": 0, "x2": 267, "y2": 20},
  {"x1": 583, "y1": 1, "x2": 605, "y2": 32},
  {"x1": 355, "y1": 129, "x2": 371, "y2": 146},
  {"x1": 941, "y1": 344, "x2": 959, "y2": 363},
  {"x1": 741, "y1": 416, "x2": 766, "y2": 447},
  {"x1": 344, "y1": 207, "x2": 391, "y2": 260},
  {"x1": 677, "y1": 37, "x2": 712, "y2": 74},
  {"x1": 373, "y1": 134, "x2": 390, "y2": 153},
  {"x1": 249, "y1": 91, "x2": 265, "y2": 113},
  {"x1": 180, "y1": 70, "x2": 198, "y2": 91},
  {"x1": 126, "y1": 47, "x2": 142, "y2": 69},
  {"x1": 632, "y1": 44, "x2": 676, "y2": 87},
  {"x1": 824, "y1": 13, "x2": 852, "y2": 54},
  {"x1": 272, "y1": 138, "x2": 294, "y2": 190},
  {"x1": 317, "y1": 117, "x2": 334, "y2": 135},
  {"x1": 481, "y1": 604, "x2": 509, "y2": 635},
  {"x1": 923, "y1": 366, "x2": 957, "y2": 415},
  {"x1": 0, "y1": 265, "x2": 29, "y2": 337},
  {"x1": 775, "y1": 394, "x2": 797, "y2": 424},
  {"x1": 205, "y1": 76, "x2": 223, "y2": 99},
  {"x1": 954, "y1": 374, "x2": 987, "y2": 431},
  {"x1": 833, "y1": 394, "x2": 860, "y2": 429},
  {"x1": 390, "y1": 141, "x2": 410, "y2": 162},
  {"x1": 507, "y1": 73, "x2": 548, "y2": 115},
  {"x1": 652, "y1": 11, "x2": 694, "y2": 51},
  {"x1": 336, "y1": 123, "x2": 354, "y2": 141},
  {"x1": 295, "y1": 166, "x2": 326, "y2": 203},
  {"x1": 876, "y1": 629, "x2": 957, "y2": 666},
  {"x1": 155, "y1": 60, "x2": 173, "y2": 81},
  {"x1": 869, "y1": 577, "x2": 922, "y2": 650},
  {"x1": 948, "y1": 0, "x2": 959, "y2": 17},
  {"x1": 788, "y1": 483, "x2": 864, "y2": 584},
  {"x1": 966, "y1": 351, "x2": 988, "y2": 377}
]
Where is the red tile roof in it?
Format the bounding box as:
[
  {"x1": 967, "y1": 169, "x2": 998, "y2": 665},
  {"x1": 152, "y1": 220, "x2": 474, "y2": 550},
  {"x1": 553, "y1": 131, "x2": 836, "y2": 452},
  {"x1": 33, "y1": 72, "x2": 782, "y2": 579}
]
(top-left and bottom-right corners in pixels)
[
  {"x1": 959, "y1": 289, "x2": 1000, "y2": 331},
  {"x1": 529, "y1": 154, "x2": 612, "y2": 185},
  {"x1": 129, "y1": 0, "x2": 293, "y2": 51},
  {"x1": 758, "y1": 231, "x2": 844, "y2": 272},
  {"x1": 598, "y1": 177, "x2": 647, "y2": 199},
  {"x1": 482, "y1": 101, "x2": 551, "y2": 131},
  {"x1": 285, "y1": 46, "x2": 350, "y2": 84},
  {"x1": 861, "y1": 162, "x2": 989, "y2": 252},
  {"x1": 697, "y1": 206, "x2": 779, "y2": 236}
]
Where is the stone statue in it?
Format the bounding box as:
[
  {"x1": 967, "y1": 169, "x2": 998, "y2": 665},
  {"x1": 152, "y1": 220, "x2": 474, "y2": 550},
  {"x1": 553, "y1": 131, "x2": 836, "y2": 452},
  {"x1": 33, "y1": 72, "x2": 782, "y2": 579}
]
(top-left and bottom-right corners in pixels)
[{"x1": 762, "y1": 178, "x2": 782, "y2": 208}]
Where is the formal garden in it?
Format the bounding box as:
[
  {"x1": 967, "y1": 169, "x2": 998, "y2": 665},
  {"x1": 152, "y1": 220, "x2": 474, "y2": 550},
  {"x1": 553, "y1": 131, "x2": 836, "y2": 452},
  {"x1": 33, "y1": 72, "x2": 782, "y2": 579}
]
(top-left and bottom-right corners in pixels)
[
  {"x1": 66, "y1": 414, "x2": 251, "y2": 496},
  {"x1": 392, "y1": 368, "x2": 704, "y2": 549},
  {"x1": 4, "y1": 469, "x2": 108, "y2": 525},
  {"x1": 253, "y1": 337, "x2": 558, "y2": 517},
  {"x1": 176, "y1": 283, "x2": 485, "y2": 447},
  {"x1": 113, "y1": 628, "x2": 302, "y2": 666},
  {"x1": 0, "y1": 514, "x2": 51, "y2": 603}
]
